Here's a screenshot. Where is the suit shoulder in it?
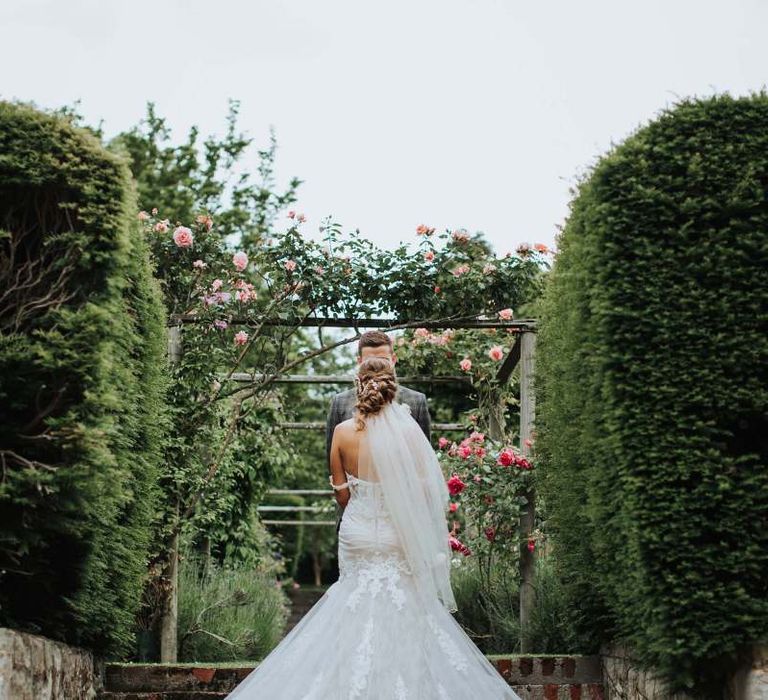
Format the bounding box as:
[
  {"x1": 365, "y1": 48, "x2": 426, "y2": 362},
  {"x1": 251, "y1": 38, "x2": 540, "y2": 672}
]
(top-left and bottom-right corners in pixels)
[{"x1": 398, "y1": 385, "x2": 427, "y2": 401}]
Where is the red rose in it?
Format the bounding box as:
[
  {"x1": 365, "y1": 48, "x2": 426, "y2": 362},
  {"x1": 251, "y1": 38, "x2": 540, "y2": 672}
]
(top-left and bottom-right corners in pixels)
[{"x1": 447, "y1": 474, "x2": 466, "y2": 496}]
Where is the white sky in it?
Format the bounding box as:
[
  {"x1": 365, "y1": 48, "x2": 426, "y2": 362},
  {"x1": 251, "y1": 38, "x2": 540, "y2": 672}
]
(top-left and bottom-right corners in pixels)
[{"x1": 1, "y1": 0, "x2": 766, "y2": 254}]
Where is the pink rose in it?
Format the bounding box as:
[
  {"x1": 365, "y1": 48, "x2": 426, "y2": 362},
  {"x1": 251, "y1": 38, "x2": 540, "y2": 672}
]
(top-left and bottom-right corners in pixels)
[
  {"x1": 232, "y1": 251, "x2": 248, "y2": 271},
  {"x1": 449, "y1": 502, "x2": 459, "y2": 513},
  {"x1": 297, "y1": 213, "x2": 306, "y2": 223},
  {"x1": 138, "y1": 210, "x2": 150, "y2": 221},
  {"x1": 516, "y1": 242, "x2": 532, "y2": 256},
  {"x1": 192, "y1": 259, "x2": 207, "y2": 269},
  {"x1": 458, "y1": 445, "x2": 472, "y2": 459},
  {"x1": 484, "y1": 526, "x2": 496, "y2": 542},
  {"x1": 172, "y1": 226, "x2": 194, "y2": 248},
  {"x1": 497, "y1": 448, "x2": 515, "y2": 467},
  {"x1": 416, "y1": 224, "x2": 435, "y2": 236},
  {"x1": 434, "y1": 285, "x2": 441, "y2": 293},
  {"x1": 196, "y1": 214, "x2": 213, "y2": 230},
  {"x1": 474, "y1": 447, "x2": 486, "y2": 458},
  {"x1": 447, "y1": 474, "x2": 466, "y2": 496},
  {"x1": 285, "y1": 260, "x2": 297, "y2": 272},
  {"x1": 151, "y1": 207, "x2": 158, "y2": 215},
  {"x1": 459, "y1": 358, "x2": 472, "y2": 372},
  {"x1": 527, "y1": 539, "x2": 536, "y2": 552},
  {"x1": 424, "y1": 250, "x2": 435, "y2": 262},
  {"x1": 498, "y1": 308, "x2": 514, "y2": 320},
  {"x1": 473, "y1": 474, "x2": 482, "y2": 483},
  {"x1": 438, "y1": 437, "x2": 450, "y2": 449},
  {"x1": 451, "y1": 264, "x2": 470, "y2": 277},
  {"x1": 488, "y1": 345, "x2": 504, "y2": 361},
  {"x1": 213, "y1": 320, "x2": 228, "y2": 330},
  {"x1": 287, "y1": 211, "x2": 296, "y2": 219},
  {"x1": 451, "y1": 229, "x2": 470, "y2": 243},
  {"x1": 154, "y1": 220, "x2": 169, "y2": 233},
  {"x1": 469, "y1": 431, "x2": 485, "y2": 443},
  {"x1": 415, "y1": 327, "x2": 430, "y2": 338},
  {"x1": 211, "y1": 279, "x2": 223, "y2": 292},
  {"x1": 534, "y1": 243, "x2": 549, "y2": 253},
  {"x1": 234, "y1": 330, "x2": 249, "y2": 346},
  {"x1": 482, "y1": 263, "x2": 497, "y2": 275}
]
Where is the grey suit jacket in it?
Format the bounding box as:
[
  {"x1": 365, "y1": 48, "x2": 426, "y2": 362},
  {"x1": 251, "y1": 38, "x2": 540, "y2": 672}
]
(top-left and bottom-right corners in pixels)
[{"x1": 325, "y1": 385, "x2": 431, "y2": 532}]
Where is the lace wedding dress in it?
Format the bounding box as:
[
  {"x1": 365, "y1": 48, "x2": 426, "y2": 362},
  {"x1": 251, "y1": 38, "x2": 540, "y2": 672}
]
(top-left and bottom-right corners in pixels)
[{"x1": 226, "y1": 401, "x2": 520, "y2": 700}]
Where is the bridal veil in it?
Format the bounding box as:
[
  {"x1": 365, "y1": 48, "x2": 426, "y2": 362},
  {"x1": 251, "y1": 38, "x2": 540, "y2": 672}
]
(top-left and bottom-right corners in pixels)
[{"x1": 357, "y1": 400, "x2": 457, "y2": 613}]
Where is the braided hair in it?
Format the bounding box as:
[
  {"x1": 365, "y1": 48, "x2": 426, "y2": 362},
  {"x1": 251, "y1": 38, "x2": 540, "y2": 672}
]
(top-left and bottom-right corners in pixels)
[{"x1": 354, "y1": 356, "x2": 397, "y2": 430}]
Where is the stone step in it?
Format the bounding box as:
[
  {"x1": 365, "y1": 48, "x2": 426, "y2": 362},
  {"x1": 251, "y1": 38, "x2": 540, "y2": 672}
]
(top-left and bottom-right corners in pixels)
[{"x1": 102, "y1": 656, "x2": 603, "y2": 698}]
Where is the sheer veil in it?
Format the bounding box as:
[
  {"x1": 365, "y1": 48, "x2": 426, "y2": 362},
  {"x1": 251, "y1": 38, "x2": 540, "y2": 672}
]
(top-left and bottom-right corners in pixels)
[{"x1": 357, "y1": 400, "x2": 457, "y2": 613}]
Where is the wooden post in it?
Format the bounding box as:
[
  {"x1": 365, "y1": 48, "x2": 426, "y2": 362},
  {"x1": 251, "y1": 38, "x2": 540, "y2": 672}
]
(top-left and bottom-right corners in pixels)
[
  {"x1": 160, "y1": 325, "x2": 182, "y2": 663},
  {"x1": 487, "y1": 396, "x2": 505, "y2": 443},
  {"x1": 518, "y1": 330, "x2": 537, "y2": 652}
]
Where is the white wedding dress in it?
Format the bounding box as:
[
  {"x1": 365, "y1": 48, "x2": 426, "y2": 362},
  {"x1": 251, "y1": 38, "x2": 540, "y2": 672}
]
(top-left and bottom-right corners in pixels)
[{"x1": 226, "y1": 401, "x2": 520, "y2": 700}]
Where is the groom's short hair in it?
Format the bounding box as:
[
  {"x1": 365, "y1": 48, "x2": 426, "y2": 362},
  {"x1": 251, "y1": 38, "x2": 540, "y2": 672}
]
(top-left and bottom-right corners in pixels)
[{"x1": 358, "y1": 330, "x2": 393, "y2": 356}]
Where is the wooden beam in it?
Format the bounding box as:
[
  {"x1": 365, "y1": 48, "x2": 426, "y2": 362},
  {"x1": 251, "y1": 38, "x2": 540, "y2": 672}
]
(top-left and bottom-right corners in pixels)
[
  {"x1": 160, "y1": 324, "x2": 182, "y2": 664},
  {"x1": 257, "y1": 505, "x2": 329, "y2": 512},
  {"x1": 278, "y1": 421, "x2": 466, "y2": 431},
  {"x1": 226, "y1": 373, "x2": 472, "y2": 385},
  {"x1": 496, "y1": 334, "x2": 522, "y2": 384},
  {"x1": 518, "y1": 330, "x2": 537, "y2": 653},
  {"x1": 170, "y1": 314, "x2": 537, "y2": 331},
  {"x1": 262, "y1": 520, "x2": 336, "y2": 526}
]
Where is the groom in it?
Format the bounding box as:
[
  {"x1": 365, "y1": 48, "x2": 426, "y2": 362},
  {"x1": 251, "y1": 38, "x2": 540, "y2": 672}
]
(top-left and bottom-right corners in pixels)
[{"x1": 325, "y1": 330, "x2": 431, "y2": 531}]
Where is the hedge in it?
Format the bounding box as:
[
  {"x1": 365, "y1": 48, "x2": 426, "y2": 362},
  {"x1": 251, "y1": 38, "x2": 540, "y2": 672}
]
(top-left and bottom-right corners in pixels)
[
  {"x1": 535, "y1": 93, "x2": 768, "y2": 696},
  {"x1": 0, "y1": 102, "x2": 169, "y2": 655}
]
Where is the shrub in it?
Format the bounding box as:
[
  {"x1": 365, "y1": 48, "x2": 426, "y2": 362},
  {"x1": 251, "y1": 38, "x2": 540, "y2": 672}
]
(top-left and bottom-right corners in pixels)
[
  {"x1": 177, "y1": 554, "x2": 288, "y2": 662},
  {"x1": 451, "y1": 554, "x2": 576, "y2": 654},
  {"x1": 536, "y1": 93, "x2": 768, "y2": 695},
  {"x1": 0, "y1": 101, "x2": 169, "y2": 654},
  {"x1": 451, "y1": 557, "x2": 519, "y2": 653}
]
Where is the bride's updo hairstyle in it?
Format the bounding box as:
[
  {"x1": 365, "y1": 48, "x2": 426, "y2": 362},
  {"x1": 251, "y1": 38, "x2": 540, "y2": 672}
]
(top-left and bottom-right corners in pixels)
[{"x1": 354, "y1": 357, "x2": 397, "y2": 430}]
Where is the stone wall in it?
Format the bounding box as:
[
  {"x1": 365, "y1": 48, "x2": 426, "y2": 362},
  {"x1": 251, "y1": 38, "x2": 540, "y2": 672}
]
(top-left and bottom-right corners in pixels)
[
  {"x1": 0, "y1": 628, "x2": 101, "y2": 700},
  {"x1": 728, "y1": 645, "x2": 768, "y2": 700},
  {"x1": 602, "y1": 642, "x2": 768, "y2": 700}
]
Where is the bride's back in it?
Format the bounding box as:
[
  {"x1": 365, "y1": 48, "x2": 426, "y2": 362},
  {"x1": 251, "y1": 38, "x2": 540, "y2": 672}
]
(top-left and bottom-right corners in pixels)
[{"x1": 333, "y1": 413, "x2": 383, "y2": 483}]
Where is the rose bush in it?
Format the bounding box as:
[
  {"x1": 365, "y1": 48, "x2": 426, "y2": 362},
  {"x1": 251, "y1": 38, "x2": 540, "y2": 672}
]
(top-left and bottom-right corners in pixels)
[{"x1": 437, "y1": 431, "x2": 540, "y2": 569}]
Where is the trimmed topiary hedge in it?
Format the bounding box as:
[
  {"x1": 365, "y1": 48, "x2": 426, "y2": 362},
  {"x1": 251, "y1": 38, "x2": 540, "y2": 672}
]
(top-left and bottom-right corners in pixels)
[
  {"x1": 0, "y1": 102, "x2": 169, "y2": 655},
  {"x1": 536, "y1": 93, "x2": 768, "y2": 696}
]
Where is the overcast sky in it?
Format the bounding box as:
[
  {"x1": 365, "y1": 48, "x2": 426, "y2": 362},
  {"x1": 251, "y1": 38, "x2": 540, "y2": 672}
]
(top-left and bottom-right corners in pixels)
[{"x1": 2, "y1": 0, "x2": 765, "y2": 255}]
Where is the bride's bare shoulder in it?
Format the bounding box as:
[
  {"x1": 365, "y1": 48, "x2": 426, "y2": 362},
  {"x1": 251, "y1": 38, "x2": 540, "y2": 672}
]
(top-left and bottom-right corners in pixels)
[{"x1": 333, "y1": 418, "x2": 356, "y2": 437}]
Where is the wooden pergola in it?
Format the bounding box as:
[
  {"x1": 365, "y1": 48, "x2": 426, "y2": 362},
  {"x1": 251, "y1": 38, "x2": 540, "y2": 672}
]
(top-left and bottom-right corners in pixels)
[{"x1": 163, "y1": 314, "x2": 538, "y2": 656}]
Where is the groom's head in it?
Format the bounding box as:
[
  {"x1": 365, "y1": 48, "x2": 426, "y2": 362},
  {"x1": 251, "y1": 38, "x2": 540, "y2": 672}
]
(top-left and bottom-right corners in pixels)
[{"x1": 357, "y1": 330, "x2": 396, "y2": 366}]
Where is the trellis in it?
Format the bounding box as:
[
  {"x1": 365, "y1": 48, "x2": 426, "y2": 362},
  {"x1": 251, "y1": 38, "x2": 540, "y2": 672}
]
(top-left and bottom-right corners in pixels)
[{"x1": 162, "y1": 314, "x2": 538, "y2": 658}]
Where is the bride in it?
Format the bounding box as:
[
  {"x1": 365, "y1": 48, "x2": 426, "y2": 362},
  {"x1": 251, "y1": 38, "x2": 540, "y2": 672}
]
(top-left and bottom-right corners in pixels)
[{"x1": 226, "y1": 357, "x2": 521, "y2": 699}]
